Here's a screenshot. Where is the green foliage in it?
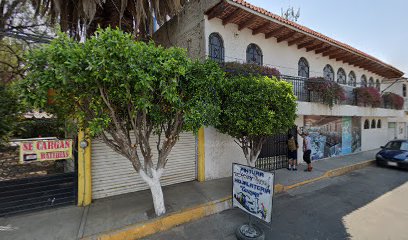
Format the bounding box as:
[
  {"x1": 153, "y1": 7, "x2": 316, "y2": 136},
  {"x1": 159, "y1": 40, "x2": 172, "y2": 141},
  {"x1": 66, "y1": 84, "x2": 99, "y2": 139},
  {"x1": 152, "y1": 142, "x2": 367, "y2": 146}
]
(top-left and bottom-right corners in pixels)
[
  {"x1": 0, "y1": 84, "x2": 22, "y2": 146},
  {"x1": 222, "y1": 62, "x2": 280, "y2": 78},
  {"x1": 14, "y1": 118, "x2": 65, "y2": 139},
  {"x1": 22, "y1": 27, "x2": 224, "y2": 137},
  {"x1": 216, "y1": 74, "x2": 297, "y2": 139}
]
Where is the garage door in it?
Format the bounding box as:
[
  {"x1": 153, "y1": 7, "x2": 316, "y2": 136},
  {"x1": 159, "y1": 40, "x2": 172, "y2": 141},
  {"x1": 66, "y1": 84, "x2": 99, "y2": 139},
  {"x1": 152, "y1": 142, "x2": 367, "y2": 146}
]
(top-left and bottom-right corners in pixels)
[{"x1": 91, "y1": 132, "x2": 196, "y2": 199}]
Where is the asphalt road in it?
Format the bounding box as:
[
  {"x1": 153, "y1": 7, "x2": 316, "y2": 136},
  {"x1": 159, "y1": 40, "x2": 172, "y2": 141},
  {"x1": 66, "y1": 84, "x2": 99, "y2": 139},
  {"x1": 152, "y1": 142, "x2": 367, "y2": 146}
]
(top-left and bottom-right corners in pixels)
[{"x1": 144, "y1": 166, "x2": 408, "y2": 240}]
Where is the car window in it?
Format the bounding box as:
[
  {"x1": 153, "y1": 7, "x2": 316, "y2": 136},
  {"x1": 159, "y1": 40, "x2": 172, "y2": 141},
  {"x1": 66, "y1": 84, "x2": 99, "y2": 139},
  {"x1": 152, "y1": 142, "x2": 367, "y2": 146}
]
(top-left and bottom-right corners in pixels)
[
  {"x1": 385, "y1": 141, "x2": 401, "y2": 150},
  {"x1": 401, "y1": 142, "x2": 408, "y2": 151}
]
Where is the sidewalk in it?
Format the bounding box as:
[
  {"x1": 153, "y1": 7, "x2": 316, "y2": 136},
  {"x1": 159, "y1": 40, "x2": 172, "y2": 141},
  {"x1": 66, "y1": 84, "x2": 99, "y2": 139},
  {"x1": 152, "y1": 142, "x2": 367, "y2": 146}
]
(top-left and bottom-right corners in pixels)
[{"x1": 0, "y1": 149, "x2": 378, "y2": 240}]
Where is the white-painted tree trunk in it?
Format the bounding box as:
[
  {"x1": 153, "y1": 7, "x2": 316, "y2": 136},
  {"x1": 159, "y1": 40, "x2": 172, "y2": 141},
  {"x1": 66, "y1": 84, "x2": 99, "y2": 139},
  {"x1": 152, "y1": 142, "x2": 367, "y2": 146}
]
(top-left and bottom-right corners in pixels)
[{"x1": 140, "y1": 168, "x2": 165, "y2": 216}]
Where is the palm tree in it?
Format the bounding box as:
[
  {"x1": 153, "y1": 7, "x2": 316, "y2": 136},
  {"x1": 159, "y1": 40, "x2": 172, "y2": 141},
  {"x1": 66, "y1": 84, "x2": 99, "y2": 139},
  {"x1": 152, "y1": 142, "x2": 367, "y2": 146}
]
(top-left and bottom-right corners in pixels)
[{"x1": 32, "y1": 0, "x2": 186, "y2": 39}]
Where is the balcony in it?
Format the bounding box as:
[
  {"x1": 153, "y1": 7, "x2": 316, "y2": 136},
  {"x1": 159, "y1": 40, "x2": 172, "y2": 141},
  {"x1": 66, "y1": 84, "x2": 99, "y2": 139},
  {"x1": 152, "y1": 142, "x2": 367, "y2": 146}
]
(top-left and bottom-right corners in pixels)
[{"x1": 282, "y1": 75, "x2": 404, "y2": 110}]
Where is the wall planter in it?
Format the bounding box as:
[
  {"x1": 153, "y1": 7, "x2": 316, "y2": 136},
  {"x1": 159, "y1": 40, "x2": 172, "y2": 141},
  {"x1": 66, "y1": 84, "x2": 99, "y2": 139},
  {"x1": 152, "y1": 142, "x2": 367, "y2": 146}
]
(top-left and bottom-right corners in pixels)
[
  {"x1": 305, "y1": 77, "x2": 346, "y2": 108},
  {"x1": 382, "y1": 92, "x2": 404, "y2": 110},
  {"x1": 353, "y1": 87, "x2": 381, "y2": 108}
]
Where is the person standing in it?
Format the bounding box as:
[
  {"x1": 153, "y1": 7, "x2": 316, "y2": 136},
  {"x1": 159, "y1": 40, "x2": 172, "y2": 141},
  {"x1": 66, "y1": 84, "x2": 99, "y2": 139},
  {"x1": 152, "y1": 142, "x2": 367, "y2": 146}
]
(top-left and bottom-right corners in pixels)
[
  {"x1": 287, "y1": 133, "x2": 298, "y2": 171},
  {"x1": 299, "y1": 128, "x2": 313, "y2": 172}
]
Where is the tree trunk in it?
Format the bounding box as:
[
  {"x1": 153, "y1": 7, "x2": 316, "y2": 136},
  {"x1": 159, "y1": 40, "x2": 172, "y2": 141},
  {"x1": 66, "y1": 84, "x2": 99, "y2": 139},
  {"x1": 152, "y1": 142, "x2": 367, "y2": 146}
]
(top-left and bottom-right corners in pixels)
[{"x1": 139, "y1": 168, "x2": 165, "y2": 216}]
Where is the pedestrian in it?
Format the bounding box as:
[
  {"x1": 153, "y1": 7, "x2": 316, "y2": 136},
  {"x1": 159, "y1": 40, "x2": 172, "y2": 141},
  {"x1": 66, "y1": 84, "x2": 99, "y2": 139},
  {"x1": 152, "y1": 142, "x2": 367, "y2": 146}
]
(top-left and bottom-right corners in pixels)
[
  {"x1": 287, "y1": 133, "x2": 298, "y2": 171},
  {"x1": 298, "y1": 128, "x2": 313, "y2": 172}
]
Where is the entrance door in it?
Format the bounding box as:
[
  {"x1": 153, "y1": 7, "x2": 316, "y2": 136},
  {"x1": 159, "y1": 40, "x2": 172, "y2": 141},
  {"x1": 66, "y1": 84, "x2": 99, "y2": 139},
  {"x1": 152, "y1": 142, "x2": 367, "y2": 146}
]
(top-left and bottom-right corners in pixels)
[{"x1": 255, "y1": 127, "x2": 297, "y2": 171}]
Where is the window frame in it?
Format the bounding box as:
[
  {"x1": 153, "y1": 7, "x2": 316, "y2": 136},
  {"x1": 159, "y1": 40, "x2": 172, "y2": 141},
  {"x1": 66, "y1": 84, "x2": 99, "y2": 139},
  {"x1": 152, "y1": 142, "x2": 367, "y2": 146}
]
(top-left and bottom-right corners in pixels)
[
  {"x1": 337, "y1": 68, "x2": 346, "y2": 84},
  {"x1": 348, "y1": 71, "x2": 356, "y2": 86},
  {"x1": 298, "y1": 57, "x2": 310, "y2": 78},
  {"x1": 246, "y1": 43, "x2": 263, "y2": 66},
  {"x1": 323, "y1": 64, "x2": 335, "y2": 81},
  {"x1": 208, "y1": 32, "x2": 224, "y2": 63}
]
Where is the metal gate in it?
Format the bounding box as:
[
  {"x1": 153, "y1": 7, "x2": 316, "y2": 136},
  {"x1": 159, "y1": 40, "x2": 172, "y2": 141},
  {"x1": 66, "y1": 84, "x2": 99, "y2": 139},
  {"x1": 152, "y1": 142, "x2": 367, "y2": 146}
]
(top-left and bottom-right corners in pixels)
[
  {"x1": 255, "y1": 127, "x2": 297, "y2": 171},
  {"x1": 0, "y1": 141, "x2": 77, "y2": 216}
]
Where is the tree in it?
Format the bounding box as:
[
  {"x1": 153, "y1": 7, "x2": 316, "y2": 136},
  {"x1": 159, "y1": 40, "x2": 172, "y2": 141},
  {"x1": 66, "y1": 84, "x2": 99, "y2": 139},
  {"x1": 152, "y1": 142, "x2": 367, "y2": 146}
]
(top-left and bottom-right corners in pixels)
[
  {"x1": 31, "y1": 0, "x2": 187, "y2": 38},
  {"x1": 0, "y1": 0, "x2": 53, "y2": 83},
  {"x1": 0, "y1": 83, "x2": 21, "y2": 148},
  {"x1": 22, "y1": 28, "x2": 224, "y2": 216},
  {"x1": 216, "y1": 65, "x2": 297, "y2": 167}
]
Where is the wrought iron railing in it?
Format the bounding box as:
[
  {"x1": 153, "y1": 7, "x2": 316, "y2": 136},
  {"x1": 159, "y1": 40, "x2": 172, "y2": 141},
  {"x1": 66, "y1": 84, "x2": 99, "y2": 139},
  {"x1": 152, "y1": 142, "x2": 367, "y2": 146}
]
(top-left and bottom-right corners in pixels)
[{"x1": 280, "y1": 75, "x2": 402, "y2": 110}]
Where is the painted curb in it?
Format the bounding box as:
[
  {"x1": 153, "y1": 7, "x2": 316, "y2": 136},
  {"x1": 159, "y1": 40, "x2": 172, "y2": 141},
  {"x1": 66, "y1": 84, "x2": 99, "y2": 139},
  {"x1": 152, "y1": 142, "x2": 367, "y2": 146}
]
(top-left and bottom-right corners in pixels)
[
  {"x1": 82, "y1": 196, "x2": 232, "y2": 240},
  {"x1": 86, "y1": 159, "x2": 375, "y2": 239},
  {"x1": 284, "y1": 160, "x2": 375, "y2": 191}
]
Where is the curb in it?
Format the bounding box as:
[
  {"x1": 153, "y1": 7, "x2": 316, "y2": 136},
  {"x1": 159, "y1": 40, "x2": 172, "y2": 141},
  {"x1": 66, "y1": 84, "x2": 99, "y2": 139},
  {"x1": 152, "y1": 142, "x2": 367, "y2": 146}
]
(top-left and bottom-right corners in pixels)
[
  {"x1": 82, "y1": 196, "x2": 233, "y2": 240},
  {"x1": 87, "y1": 159, "x2": 375, "y2": 240}
]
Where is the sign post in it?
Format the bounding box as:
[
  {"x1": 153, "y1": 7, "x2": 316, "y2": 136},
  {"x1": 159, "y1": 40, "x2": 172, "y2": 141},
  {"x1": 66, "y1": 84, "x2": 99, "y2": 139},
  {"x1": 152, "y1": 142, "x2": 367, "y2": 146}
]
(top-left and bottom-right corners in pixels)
[{"x1": 232, "y1": 163, "x2": 274, "y2": 240}]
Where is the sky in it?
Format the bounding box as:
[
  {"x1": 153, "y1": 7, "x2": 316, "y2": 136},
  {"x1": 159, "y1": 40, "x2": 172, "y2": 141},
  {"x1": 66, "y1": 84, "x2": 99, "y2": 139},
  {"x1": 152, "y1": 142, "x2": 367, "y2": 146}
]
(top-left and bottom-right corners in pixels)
[{"x1": 246, "y1": 0, "x2": 408, "y2": 77}]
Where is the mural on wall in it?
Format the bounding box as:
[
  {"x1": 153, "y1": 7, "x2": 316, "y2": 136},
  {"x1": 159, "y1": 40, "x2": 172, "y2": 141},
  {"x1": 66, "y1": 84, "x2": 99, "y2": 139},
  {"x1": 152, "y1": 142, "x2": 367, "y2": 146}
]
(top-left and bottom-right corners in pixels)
[{"x1": 304, "y1": 116, "x2": 361, "y2": 160}]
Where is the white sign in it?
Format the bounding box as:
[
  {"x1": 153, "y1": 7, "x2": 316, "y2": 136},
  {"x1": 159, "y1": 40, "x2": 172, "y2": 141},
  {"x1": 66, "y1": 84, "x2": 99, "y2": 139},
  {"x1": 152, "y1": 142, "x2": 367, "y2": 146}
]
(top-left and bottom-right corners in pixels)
[{"x1": 232, "y1": 163, "x2": 274, "y2": 223}]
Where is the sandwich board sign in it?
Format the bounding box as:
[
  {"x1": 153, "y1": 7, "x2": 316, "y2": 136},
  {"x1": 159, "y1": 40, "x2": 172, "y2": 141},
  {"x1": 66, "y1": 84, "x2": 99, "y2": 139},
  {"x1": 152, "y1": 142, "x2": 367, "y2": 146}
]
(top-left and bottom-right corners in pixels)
[{"x1": 232, "y1": 163, "x2": 274, "y2": 223}]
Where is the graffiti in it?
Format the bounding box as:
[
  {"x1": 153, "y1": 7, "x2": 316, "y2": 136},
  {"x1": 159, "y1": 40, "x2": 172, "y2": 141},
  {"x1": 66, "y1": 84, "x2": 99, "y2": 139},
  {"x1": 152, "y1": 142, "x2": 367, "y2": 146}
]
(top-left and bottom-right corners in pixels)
[{"x1": 304, "y1": 116, "x2": 361, "y2": 160}]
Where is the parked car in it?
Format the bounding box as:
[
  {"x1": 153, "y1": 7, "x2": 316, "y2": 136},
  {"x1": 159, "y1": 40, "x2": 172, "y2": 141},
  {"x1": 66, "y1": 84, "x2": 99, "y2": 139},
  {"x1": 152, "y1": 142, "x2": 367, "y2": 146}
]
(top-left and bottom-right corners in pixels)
[{"x1": 376, "y1": 140, "x2": 408, "y2": 169}]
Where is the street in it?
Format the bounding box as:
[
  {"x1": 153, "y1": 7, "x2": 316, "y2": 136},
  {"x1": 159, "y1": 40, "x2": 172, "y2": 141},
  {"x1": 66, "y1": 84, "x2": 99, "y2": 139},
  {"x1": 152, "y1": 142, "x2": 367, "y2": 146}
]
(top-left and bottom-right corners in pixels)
[{"x1": 145, "y1": 166, "x2": 408, "y2": 240}]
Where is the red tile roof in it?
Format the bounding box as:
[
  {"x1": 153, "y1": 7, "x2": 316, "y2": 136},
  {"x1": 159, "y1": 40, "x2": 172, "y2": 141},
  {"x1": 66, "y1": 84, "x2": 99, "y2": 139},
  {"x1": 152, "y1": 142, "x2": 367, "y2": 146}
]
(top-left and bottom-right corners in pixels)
[{"x1": 216, "y1": 0, "x2": 404, "y2": 78}]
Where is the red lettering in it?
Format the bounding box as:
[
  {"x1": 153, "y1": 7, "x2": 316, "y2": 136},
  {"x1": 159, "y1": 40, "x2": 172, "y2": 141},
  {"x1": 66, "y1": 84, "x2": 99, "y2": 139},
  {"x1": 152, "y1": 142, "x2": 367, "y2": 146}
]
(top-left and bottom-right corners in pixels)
[{"x1": 23, "y1": 143, "x2": 33, "y2": 151}]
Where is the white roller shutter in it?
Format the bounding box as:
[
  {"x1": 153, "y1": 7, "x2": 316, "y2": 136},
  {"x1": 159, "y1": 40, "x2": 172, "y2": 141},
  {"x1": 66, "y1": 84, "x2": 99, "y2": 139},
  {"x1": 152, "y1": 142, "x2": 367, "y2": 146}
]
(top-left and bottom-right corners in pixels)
[{"x1": 91, "y1": 132, "x2": 196, "y2": 199}]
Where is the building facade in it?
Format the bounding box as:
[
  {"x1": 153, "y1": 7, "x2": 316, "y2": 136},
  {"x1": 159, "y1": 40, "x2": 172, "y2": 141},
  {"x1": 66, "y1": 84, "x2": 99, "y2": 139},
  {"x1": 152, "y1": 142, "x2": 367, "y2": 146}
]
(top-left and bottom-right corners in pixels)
[{"x1": 88, "y1": 0, "x2": 405, "y2": 200}]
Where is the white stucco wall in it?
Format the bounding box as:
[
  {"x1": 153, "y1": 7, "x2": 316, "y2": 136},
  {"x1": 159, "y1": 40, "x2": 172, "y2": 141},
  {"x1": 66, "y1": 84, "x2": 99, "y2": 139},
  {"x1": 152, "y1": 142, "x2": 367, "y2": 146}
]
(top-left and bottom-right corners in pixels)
[
  {"x1": 204, "y1": 17, "x2": 383, "y2": 84},
  {"x1": 361, "y1": 117, "x2": 389, "y2": 151},
  {"x1": 297, "y1": 102, "x2": 404, "y2": 118},
  {"x1": 204, "y1": 127, "x2": 246, "y2": 180}
]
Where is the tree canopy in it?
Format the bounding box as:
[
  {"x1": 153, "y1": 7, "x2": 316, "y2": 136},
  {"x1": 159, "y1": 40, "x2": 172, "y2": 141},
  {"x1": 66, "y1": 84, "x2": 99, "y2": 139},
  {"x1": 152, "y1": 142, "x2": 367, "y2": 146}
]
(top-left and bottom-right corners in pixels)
[
  {"x1": 22, "y1": 27, "x2": 224, "y2": 216},
  {"x1": 216, "y1": 68, "x2": 297, "y2": 166},
  {"x1": 32, "y1": 0, "x2": 187, "y2": 38}
]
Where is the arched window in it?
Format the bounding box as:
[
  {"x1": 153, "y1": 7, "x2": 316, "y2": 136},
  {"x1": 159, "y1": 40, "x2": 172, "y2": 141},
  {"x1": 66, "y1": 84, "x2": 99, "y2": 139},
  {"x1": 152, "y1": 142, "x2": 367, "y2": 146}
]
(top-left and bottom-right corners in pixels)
[
  {"x1": 368, "y1": 77, "x2": 374, "y2": 87},
  {"x1": 377, "y1": 119, "x2": 382, "y2": 128},
  {"x1": 348, "y1": 71, "x2": 356, "y2": 86},
  {"x1": 298, "y1": 57, "x2": 309, "y2": 78},
  {"x1": 337, "y1": 68, "x2": 346, "y2": 84},
  {"x1": 375, "y1": 79, "x2": 381, "y2": 91},
  {"x1": 361, "y1": 75, "x2": 367, "y2": 87},
  {"x1": 209, "y1": 33, "x2": 224, "y2": 63},
  {"x1": 323, "y1": 64, "x2": 334, "y2": 81},
  {"x1": 364, "y1": 119, "x2": 370, "y2": 129},
  {"x1": 371, "y1": 119, "x2": 376, "y2": 128},
  {"x1": 246, "y1": 43, "x2": 263, "y2": 65}
]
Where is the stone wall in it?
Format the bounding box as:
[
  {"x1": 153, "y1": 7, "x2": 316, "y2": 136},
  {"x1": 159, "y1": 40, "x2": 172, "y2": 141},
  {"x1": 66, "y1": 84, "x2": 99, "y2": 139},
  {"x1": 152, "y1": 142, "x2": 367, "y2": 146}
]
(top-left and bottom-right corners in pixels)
[{"x1": 0, "y1": 149, "x2": 64, "y2": 181}]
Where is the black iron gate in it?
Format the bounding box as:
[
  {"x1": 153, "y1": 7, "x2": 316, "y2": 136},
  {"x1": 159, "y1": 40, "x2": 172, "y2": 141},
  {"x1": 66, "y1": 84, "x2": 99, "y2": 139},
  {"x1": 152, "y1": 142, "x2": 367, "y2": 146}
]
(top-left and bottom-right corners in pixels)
[
  {"x1": 255, "y1": 127, "x2": 297, "y2": 171},
  {"x1": 0, "y1": 143, "x2": 77, "y2": 216}
]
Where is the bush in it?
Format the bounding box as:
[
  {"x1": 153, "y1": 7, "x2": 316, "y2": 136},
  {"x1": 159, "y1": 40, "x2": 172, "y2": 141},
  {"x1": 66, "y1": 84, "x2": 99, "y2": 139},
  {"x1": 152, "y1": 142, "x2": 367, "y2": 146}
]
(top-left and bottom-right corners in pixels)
[
  {"x1": 0, "y1": 84, "x2": 22, "y2": 147},
  {"x1": 14, "y1": 118, "x2": 65, "y2": 139},
  {"x1": 305, "y1": 77, "x2": 346, "y2": 108},
  {"x1": 353, "y1": 87, "x2": 382, "y2": 108},
  {"x1": 382, "y1": 92, "x2": 404, "y2": 110},
  {"x1": 222, "y1": 62, "x2": 280, "y2": 78}
]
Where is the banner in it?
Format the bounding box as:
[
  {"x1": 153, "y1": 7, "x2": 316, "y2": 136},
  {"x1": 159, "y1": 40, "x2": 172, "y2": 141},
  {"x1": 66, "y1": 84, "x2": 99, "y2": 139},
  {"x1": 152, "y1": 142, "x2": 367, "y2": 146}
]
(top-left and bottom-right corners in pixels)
[
  {"x1": 232, "y1": 163, "x2": 274, "y2": 223},
  {"x1": 19, "y1": 139, "x2": 73, "y2": 164}
]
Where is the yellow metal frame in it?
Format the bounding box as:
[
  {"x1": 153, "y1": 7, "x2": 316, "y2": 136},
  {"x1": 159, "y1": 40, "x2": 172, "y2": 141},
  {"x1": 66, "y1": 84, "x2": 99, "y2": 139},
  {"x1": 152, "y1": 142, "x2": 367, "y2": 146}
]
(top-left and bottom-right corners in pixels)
[
  {"x1": 197, "y1": 127, "x2": 205, "y2": 182},
  {"x1": 77, "y1": 129, "x2": 92, "y2": 206}
]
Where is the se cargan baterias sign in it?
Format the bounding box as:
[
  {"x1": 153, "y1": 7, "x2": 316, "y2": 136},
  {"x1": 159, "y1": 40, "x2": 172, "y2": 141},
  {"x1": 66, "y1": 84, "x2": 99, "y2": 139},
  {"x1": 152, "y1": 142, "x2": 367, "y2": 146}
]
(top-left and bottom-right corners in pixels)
[{"x1": 19, "y1": 139, "x2": 73, "y2": 163}]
